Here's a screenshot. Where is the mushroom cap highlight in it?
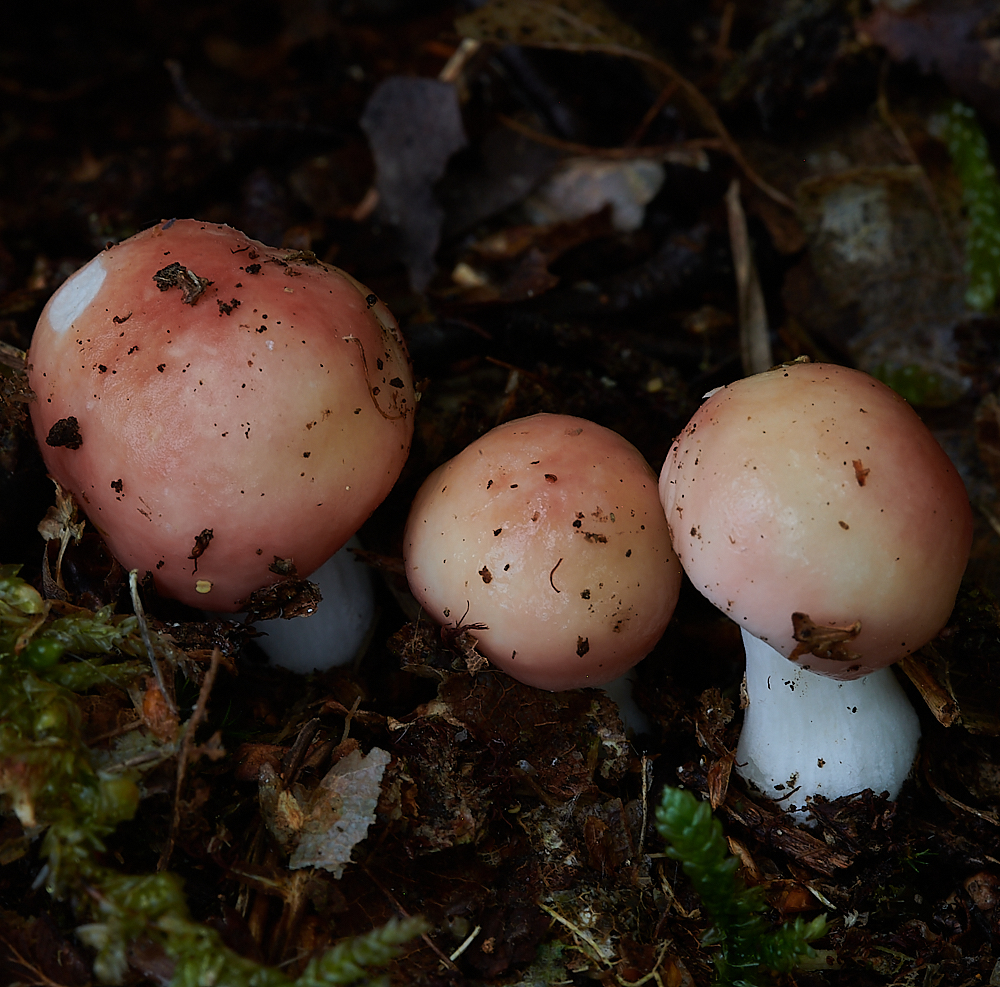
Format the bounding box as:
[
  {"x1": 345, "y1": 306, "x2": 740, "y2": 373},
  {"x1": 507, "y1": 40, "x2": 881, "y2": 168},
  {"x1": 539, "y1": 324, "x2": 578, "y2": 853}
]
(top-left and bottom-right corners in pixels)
[
  {"x1": 659, "y1": 362, "x2": 972, "y2": 679},
  {"x1": 404, "y1": 413, "x2": 682, "y2": 690},
  {"x1": 28, "y1": 219, "x2": 415, "y2": 610}
]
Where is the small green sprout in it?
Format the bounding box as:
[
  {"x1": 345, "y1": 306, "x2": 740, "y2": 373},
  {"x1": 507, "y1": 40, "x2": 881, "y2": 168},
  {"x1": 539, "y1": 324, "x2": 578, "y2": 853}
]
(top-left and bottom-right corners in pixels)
[{"x1": 655, "y1": 786, "x2": 829, "y2": 987}]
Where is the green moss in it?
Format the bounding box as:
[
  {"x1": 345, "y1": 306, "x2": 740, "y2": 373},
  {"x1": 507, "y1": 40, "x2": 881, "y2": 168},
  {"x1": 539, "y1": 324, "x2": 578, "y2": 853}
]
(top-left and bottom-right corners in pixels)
[
  {"x1": 938, "y1": 101, "x2": 1000, "y2": 312},
  {"x1": 869, "y1": 363, "x2": 956, "y2": 407},
  {"x1": 655, "y1": 786, "x2": 828, "y2": 986},
  {"x1": 0, "y1": 567, "x2": 426, "y2": 986}
]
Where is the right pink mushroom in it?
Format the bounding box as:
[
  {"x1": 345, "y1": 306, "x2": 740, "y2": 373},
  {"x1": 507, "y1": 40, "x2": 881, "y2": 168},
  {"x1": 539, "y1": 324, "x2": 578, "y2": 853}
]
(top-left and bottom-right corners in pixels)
[{"x1": 659, "y1": 360, "x2": 973, "y2": 819}]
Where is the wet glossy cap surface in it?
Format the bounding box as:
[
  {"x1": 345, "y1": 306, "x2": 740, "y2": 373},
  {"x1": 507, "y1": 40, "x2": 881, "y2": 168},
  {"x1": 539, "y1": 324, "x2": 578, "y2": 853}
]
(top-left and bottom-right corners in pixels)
[
  {"x1": 28, "y1": 219, "x2": 415, "y2": 609},
  {"x1": 659, "y1": 362, "x2": 972, "y2": 678},
  {"x1": 405, "y1": 413, "x2": 682, "y2": 690}
]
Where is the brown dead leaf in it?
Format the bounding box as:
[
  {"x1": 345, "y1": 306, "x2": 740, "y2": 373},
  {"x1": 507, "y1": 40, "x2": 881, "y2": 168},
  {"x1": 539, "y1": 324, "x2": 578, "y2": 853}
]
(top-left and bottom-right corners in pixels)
[
  {"x1": 234, "y1": 743, "x2": 286, "y2": 782},
  {"x1": 360, "y1": 77, "x2": 467, "y2": 292},
  {"x1": 859, "y1": 2, "x2": 1000, "y2": 126},
  {"x1": 789, "y1": 611, "x2": 862, "y2": 663},
  {"x1": 141, "y1": 676, "x2": 180, "y2": 742},
  {"x1": 449, "y1": 208, "x2": 617, "y2": 305}
]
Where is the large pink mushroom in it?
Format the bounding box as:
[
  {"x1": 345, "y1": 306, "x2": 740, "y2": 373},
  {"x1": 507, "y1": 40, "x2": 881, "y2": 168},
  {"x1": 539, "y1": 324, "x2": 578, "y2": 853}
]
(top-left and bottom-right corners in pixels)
[
  {"x1": 660, "y1": 361, "x2": 972, "y2": 817},
  {"x1": 28, "y1": 219, "x2": 415, "y2": 610},
  {"x1": 404, "y1": 413, "x2": 682, "y2": 691}
]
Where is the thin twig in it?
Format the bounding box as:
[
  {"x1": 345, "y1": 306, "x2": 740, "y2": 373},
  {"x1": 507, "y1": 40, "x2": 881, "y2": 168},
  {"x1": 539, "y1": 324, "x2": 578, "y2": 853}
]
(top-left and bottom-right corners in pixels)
[
  {"x1": 129, "y1": 570, "x2": 177, "y2": 718},
  {"x1": 616, "y1": 938, "x2": 672, "y2": 987},
  {"x1": 87, "y1": 717, "x2": 143, "y2": 745},
  {"x1": 439, "y1": 37, "x2": 482, "y2": 84},
  {"x1": 624, "y1": 80, "x2": 679, "y2": 148},
  {"x1": 158, "y1": 648, "x2": 223, "y2": 870},
  {"x1": 102, "y1": 746, "x2": 177, "y2": 774},
  {"x1": 513, "y1": 41, "x2": 795, "y2": 210},
  {"x1": 725, "y1": 179, "x2": 772, "y2": 375},
  {"x1": 979, "y1": 500, "x2": 1000, "y2": 542},
  {"x1": 0, "y1": 931, "x2": 75, "y2": 987},
  {"x1": 539, "y1": 902, "x2": 613, "y2": 967},
  {"x1": 499, "y1": 112, "x2": 717, "y2": 162},
  {"x1": 281, "y1": 717, "x2": 322, "y2": 786},
  {"x1": 484, "y1": 354, "x2": 549, "y2": 385},
  {"x1": 712, "y1": 2, "x2": 736, "y2": 67},
  {"x1": 448, "y1": 923, "x2": 482, "y2": 962},
  {"x1": 364, "y1": 866, "x2": 458, "y2": 971},
  {"x1": 638, "y1": 754, "x2": 651, "y2": 858},
  {"x1": 923, "y1": 751, "x2": 1000, "y2": 827},
  {"x1": 340, "y1": 694, "x2": 362, "y2": 745}
]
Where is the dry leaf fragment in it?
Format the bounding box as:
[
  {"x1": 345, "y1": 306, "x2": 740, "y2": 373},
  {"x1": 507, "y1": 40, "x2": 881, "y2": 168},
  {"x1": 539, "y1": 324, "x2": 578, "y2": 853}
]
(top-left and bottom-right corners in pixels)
[
  {"x1": 141, "y1": 676, "x2": 181, "y2": 742},
  {"x1": 360, "y1": 78, "x2": 467, "y2": 292},
  {"x1": 788, "y1": 611, "x2": 862, "y2": 663},
  {"x1": 38, "y1": 477, "x2": 85, "y2": 591},
  {"x1": 259, "y1": 747, "x2": 391, "y2": 877}
]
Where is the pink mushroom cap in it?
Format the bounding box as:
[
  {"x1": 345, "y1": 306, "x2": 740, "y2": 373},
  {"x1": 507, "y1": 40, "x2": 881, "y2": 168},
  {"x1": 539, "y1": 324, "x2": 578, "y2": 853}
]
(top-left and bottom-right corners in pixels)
[
  {"x1": 659, "y1": 361, "x2": 973, "y2": 679},
  {"x1": 404, "y1": 413, "x2": 682, "y2": 690},
  {"x1": 28, "y1": 219, "x2": 415, "y2": 610}
]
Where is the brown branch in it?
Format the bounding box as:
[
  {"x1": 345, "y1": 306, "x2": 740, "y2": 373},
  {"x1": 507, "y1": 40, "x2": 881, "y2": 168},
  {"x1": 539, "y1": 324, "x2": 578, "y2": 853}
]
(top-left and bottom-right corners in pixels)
[
  {"x1": 516, "y1": 40, "x2": 795, "y2": 210},
  {"x1": 159, "y1": 648, "x2": 223, "y2": 871},
  {"x1": 624, "y1": 80, "x2": 679, "y2": 147},
  {"x1": 498, "y1": 112, "x2": 718, "y2": 162}
]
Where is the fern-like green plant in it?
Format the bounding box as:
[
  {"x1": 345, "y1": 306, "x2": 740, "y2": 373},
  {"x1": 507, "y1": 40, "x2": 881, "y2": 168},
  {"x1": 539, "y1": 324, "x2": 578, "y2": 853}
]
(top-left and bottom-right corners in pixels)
[
  {"x1": 655, "y1": 786, "x2": 828, "y2": 987},
  {"x1": 936, "y1": 101, "x2": 1000, "y2": 312},
  {"x1": 0, "y1": 566, "x2": 426, "y2": 986}
]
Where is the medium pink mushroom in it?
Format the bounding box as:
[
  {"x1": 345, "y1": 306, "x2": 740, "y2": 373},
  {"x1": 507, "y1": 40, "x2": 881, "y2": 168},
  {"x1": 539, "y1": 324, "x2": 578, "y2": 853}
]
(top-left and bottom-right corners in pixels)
[
  {"x1": 28, "y1": 219, "x2": 415, "y2": 610},
  {"x1": 660, "y1": 361, "x2": 972, "y2": 817},
  {"x1": 404, "y1": 413, "x2": 682, "y2": 691}
]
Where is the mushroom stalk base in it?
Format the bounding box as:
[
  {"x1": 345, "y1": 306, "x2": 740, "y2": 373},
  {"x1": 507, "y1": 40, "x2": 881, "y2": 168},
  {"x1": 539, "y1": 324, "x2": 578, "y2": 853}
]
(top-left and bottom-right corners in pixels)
[
  {"x1": 735, "y1": 630, "x2": 920, "y2": 821},
  {"x1": 247, "y1": 539, "x2": 374, "y2": 674}
]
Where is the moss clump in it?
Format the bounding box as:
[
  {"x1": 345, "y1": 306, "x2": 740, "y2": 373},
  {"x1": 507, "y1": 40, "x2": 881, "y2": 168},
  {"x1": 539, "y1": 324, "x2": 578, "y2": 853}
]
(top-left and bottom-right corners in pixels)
[
  {"x1": 0, "y1": 565, "x2": 425, "y2": 986},
  {"x1": 937, "y1": 101, "x2": 1000, "y2": 312},
  {"x1": 655, "y1": 786, "x2": 828, "y2": 986}
]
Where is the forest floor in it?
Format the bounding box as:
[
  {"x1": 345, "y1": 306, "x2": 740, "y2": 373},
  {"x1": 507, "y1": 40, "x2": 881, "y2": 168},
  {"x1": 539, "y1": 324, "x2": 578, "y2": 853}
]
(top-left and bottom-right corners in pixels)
[{"x1": 3, "y1": 1, "x2": 1000, "y2": 985}]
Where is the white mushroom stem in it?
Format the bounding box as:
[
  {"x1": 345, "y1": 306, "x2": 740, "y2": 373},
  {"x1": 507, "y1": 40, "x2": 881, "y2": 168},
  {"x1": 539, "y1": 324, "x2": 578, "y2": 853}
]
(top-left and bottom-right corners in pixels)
[
  {"x1": 250, "y1": 539, "x2": 375, "y2": 674},
  {"x1": 735, "y1": 629, "x2": 921, "y2": 822},
  {"x1": 602, "y1": 669, "x2": 652, "y2": 736}
]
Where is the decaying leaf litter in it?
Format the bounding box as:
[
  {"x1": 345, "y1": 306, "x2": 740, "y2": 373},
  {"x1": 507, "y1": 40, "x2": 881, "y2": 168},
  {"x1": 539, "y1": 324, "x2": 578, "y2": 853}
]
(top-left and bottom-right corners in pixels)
[{"x1": 4, "y1": 0, "x2": 1000, "y2": 983}]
